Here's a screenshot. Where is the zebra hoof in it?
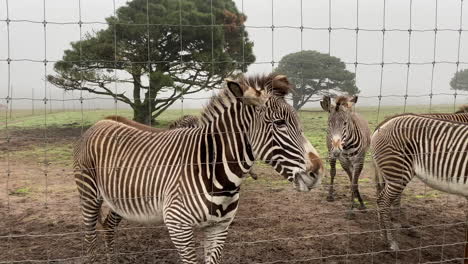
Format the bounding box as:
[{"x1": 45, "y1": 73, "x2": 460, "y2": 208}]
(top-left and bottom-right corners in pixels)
[
  {"x1": 389, "y1": 241, "x2": 400, "y2": 251},
  {"x1": 326, "y1": 195, "x2": 335, "y2": 202},
  {"x1": 358, "y1": 204, "x2": 367, "y2": 211}
]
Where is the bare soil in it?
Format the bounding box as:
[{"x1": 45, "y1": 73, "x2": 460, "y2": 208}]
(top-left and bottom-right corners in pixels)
[{"x1": 0, "y1": 127, "x2": 467, "y2": 264}]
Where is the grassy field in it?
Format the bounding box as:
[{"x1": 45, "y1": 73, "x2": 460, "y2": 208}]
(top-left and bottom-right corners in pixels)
[
  {"x1": 1, "y1": 104, "x2": 467, "y2": 263},
  {"x1": 0, "y1": 104, "x2": 464, "y2": 162}
]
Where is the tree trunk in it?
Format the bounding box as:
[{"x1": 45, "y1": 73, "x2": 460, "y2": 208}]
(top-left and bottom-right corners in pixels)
[
  {"x1": 133, "y1": 105, "x2": 156, "y2": 125},
  {"x1": 292, "y1": 95, "x2": 301, "y2": 111}
]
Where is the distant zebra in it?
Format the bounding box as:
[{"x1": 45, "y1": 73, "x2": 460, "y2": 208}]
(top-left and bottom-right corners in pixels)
[
  {"x1": 320, "y1": 95, "x2": 371, "y2": 218},
  {"x1": 371, "y1": 114, "x2": 468, "y2": 250},
  {"x1": 74, "y1": 73, "x2": 324, "y2": 263}
]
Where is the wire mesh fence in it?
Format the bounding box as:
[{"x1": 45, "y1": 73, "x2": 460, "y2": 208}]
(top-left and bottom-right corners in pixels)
[{"x1": 1, "y1": 0, "x2": 468, "y2": 263}]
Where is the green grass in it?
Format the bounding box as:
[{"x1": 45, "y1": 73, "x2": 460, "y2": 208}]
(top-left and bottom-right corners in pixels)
[
  {"x1": 0, "y1": 144, "x2": 75, "y2": 166},
  {"x1": 1, "y1": 104, "x2": 463, "y2": 164},
  {"x1": 10, "y1": 186, "x2": 32, "y2": 196},
  {"x1": 0, "y1": 108, "x2": 201, "y2": 129}
]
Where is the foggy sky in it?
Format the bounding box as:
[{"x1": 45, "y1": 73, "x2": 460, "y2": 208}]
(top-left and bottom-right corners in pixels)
[{"x1": 1, "y1": 0, "x2": 468, "y2": 112}]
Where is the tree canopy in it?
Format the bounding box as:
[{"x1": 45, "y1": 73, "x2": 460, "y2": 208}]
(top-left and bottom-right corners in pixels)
[
  {"x1": 48, "y1": 0, "x2": 255, "y2": 124},
  {"x1": 450, "y1": 69, "x2": 468, "y2": 92},
  {"x1": 275, "y1": 50, "x2": 359, "y2": 110}
]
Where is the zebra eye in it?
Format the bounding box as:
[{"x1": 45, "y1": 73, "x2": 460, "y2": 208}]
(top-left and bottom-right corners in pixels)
[{"x1": 273, "y1": 119, "x2": 286, "y2": 126}]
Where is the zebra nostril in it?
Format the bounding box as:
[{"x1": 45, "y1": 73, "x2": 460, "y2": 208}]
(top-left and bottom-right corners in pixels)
[{"x1": 309, "y1": 171, "x2": 315, "y2": 178}]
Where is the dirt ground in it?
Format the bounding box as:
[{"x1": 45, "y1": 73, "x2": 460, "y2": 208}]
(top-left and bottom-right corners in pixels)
[{"x1": 0, "y1": 127, "x2": 467, "y2": 264}]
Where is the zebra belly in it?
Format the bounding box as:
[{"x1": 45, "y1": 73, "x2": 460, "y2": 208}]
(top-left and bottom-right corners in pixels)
[
  {"x1": 100, "y1": 192, "x2": 165, "y2": 224},
  {"x1": 414, "y1": 164, "x2": 468, "y2": 197}
]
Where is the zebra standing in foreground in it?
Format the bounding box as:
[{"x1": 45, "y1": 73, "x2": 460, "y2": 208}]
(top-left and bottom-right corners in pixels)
[
  {"x1": 74, "y1": 73, "x2": 324, "y2": 264},
  {"x1": 374, "y1": 107, "x2": 468, "y2": 210},
  {"x1": 320, "y1": 95, "x2": 371, "y2": 218},
  {"x1": 372, "y1": 114, "x2": 468, "y2": 250}
]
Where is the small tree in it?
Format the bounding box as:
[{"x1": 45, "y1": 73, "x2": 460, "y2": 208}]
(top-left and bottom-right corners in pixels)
[
  {"x1": 450, "y1": 69, "x2": 468, "y2": 92},
  {"x1": 48, "y1": 0, "x2": 255, "y2": 124},
  {"x1": 275, "y1": 50, "x2": 359, "y2": 110}
]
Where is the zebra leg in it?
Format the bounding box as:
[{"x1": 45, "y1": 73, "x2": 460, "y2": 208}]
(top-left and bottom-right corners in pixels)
[
  {"x1": 341, "y1": 161, "x2": 357, "y2": 219},
  {"x1": 377, "y1": 182, "x2": 405, "y2": 251},
  {"x1": 326, "y1": 157, "x2": 337, "y2": 202},
  {"x1": 75, "y1": 171, "x2": 102, "y2": 263},
  {"x1": 203, "y1": 223, "x2": 230, "y2": 264},
  {"x1": 352, "y1": 158, "x2": 366, "y2": 210},
  {"x1": 166, "y1": 223, "x2": 197, "y2": 264},
  {"x1": 102, "y1": 210, "x2": 123, "y2": 264}
]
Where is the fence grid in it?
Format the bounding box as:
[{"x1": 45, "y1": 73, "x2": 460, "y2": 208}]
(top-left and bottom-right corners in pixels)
[{"x1": 1, "y1": 0, "x2": 468, "y2": 263}]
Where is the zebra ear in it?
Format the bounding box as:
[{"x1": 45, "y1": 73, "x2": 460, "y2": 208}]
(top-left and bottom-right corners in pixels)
[
  {"x1": 347, "y1": 96, "x2": 358, "y2": 108},
  {"x1": 226, "y1": 78, "x2": 268, "y2": 106},
  {"x1": 226, "y1": 79, "x2": 244, "y2": 99},
  {"x1": 320, "y1": 96, "x2": 331, "y2": 112}
]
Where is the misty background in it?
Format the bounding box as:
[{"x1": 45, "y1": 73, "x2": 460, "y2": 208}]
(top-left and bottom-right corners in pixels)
[{"x1": 1, "y1": 0, "x2": 468, "y2": 112}]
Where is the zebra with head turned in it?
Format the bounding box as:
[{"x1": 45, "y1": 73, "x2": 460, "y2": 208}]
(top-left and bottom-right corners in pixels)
[
  {"x1": 372, "y1": 114, "x2": 468, "y2": 251},
  {"x1": 320, "y1": 95, "x2": 371, "y2": 218},
  {"x1": 74, "y1": 73, "x2": 324, "y2": 264}
]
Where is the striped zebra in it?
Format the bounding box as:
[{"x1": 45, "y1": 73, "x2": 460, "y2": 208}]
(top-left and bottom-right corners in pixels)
[
  {"x1": 74, "y1": 73, "x2": 324, "y2": 263},
  {"x1": 374, "y1": 108, "x2": 468, "y2": 208},
  {"x1": 320, "y1": 95, "x2": 371, "y2": 218},
  {"x1": 371, "y1": 114, "x2": 468, "y2": 251}
]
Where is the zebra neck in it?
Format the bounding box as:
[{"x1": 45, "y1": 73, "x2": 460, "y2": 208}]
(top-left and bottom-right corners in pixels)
[{"x1": 204, "y1": 105, "x2": 255, "y2": 191}]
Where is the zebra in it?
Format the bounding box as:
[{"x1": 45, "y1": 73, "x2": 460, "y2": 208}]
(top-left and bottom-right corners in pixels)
[
  {"x1": 374, "y1": 109, "x2": 468, "y2": 212},
  {"x1": 320, "y1": 95, "x2": 371, "y2": 218},
  {"x1": 371, "y1": 114, "x2": 468, "y2": 251},
  {"x1": 74, "y1": 73, "x2": 325, "y2": 263}
]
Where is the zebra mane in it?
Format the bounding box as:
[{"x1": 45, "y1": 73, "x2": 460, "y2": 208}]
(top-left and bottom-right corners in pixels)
[
  {"x1": 456, "y1": 104, "x2": 468, "y2": 113},
  {"x1": 239, "y1": 73, "x2": 293, "y2": 97},
  {"x1": 200, "y1": 73, "x2": 293, "y2": 123}
]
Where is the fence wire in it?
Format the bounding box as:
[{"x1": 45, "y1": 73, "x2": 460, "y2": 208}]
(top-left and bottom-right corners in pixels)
[{"x1": 1, "y1": 0, "x2": 468, "y2": 263}]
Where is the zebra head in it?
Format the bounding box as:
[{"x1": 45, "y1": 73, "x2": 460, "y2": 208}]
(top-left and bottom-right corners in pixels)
[
  {"x1": 226, "y1": 74, "x2": 324, "y2": 192},
  {"x1": 321, "y1": 95, "x2": 358, "y2": 158}
]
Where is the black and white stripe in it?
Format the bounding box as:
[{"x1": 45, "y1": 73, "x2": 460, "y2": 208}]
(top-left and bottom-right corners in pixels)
[
  {"x1": 372, "y1": 114, "x2": 468, "y2": 251},
  {"x1": 320, "y1": 95, "x2": 371, "y2": 218},
  {"x1": 74, "y1": 73, "x2": 324, "y2": 264}
]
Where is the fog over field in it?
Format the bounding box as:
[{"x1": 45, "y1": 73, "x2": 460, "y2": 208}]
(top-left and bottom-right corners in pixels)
[{"x1": 1, "y1": 0, "x2": 468, "y2": 111}]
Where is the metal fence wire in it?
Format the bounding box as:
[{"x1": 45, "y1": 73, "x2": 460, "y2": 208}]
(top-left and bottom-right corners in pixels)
[{"x1": 1, "y1": 0, "x2": 468, "y2": 263}]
